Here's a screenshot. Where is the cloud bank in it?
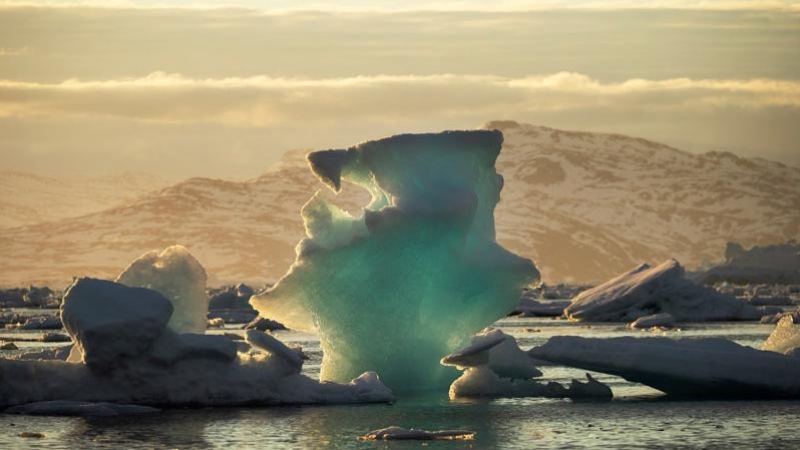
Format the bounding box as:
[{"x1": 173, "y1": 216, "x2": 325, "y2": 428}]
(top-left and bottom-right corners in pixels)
[{"x1": 2, "y1": 72, "x2": 798, "y2": 127}]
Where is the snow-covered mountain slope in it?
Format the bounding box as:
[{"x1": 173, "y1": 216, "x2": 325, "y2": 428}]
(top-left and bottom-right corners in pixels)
[
  {"x1": 0, "y1": 171, "x2": 168, "y2": 229},
  {"x1": 0, "y1": 150, "x2": 367, "y2": 287},
  {"x1": 491, "y1": 121, "x2": 800, "y2": 283},
  {"x1": 1, "y1": 122, "x2": 797, "y2": 287}
]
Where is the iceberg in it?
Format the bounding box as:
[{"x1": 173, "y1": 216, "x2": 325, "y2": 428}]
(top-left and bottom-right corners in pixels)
[
  {"x1": 564, "y1": 259, "x2": 762, "y2": 322},
  {"x1": 530, "y1": 336, "x2": 800, "y2": 399},
  {"x1": 251, "y1": 130, "x2": 539, "y2": 391},
  {"x1": 116, "y1": 245, "x2": 209, "y2": 333},
  {"x1": 0, "y1": 277, "x2": 393, "y2": 408}
]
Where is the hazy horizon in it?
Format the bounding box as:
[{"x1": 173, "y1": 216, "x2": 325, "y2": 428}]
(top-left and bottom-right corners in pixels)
[{"x1": 2, "y1": 0, "x2": 800, "y2": 180}]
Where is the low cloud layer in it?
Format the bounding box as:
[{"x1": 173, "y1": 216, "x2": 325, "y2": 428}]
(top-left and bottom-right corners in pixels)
[
  {"x1": 2, "y1": 71, "x2": 799, "y2": 179},
  {"x1": 2, "y1": 72, "x2": 799, "y2": 126},
  {"x1": 1, "y1": 5, "x2": 798, "y2": 178}
]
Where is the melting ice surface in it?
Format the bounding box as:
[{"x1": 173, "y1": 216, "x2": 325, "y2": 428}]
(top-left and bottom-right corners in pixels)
[{"x1": 251, "y1": 130, "x2": 539, "y2": 391}]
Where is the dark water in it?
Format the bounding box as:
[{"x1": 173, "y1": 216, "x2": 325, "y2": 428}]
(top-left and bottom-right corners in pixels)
[{"x1": 2, "y1": 315, "x2": 799, "y2": 449}]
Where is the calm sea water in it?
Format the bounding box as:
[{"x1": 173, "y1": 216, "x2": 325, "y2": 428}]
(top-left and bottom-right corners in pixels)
[{"x1": 2, "y1": 312, "x2": 799, "y2": 449}]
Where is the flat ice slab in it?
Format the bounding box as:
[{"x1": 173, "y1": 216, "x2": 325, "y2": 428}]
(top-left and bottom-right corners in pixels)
[
  {"x1": 530, "y1": 336, "x2": 800, "y2": 399},
  {"x1": 358, "y1": 426, "x2": 476, "y2": 441}
]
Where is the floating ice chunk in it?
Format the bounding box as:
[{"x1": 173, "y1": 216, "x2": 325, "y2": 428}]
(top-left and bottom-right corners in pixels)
[
  {"x1": 514, "y1": 298, "x2": 570, "y2": 317},
  {"x1": 245, "y1": 329, "x2": 304, "y2": 374},
  {"x1": 449, "y1": 366, "x2": 611, "y2": 399},
  {"x1": 19, "y1": 316, "x2": 62, "y2": 330},
  {"x1": 530, "y1": 336, "x2": 800, "y2": 399},
  {"x1": 565, "y1": 259, "x2": 760, "y2": 322},
  {"x1": 60, "y1": 277, "x2": 172, "y2": 372},
  {"x1": 628, "y1": 313, "x2": 676, "y2": 329},
  {"x1": 444, "y1": 329, "x2": 606, "y2": 399},
  {"x1": 443, "y1": 329, "x2": 542, "y2": 379},
  {"x1": 116, "y1": 245, "x2": 208, "y2": 333},
  {"x1": 251, "y1": 130, "x2": 539, "y2": 391},
  {"x1": 245, "y1": 316, "x2": 287, "y2": 332},
  {"x1": 16, "y1": 345, "x2": 72, "y2": 361},
  {"x1": 477, "y1": 329, "x2": 543, "y2": 379},
  {"x1": 441, "y1": 332, "x2": 506, "y2": 368},
  {"x1": 358, "y1": 426, "x2": 476, "y2": 441},
  {"x1": 1, "y1": 277, "x2": 394, "y2": 408},
  {"x1": 763, "y1": 316, "x2": 800, "y2": 355},
  {"x1": 5, "y1": 400, "x2": 159, "y2": 417},
  {"x1": 566, "y1": 373, "x2": 614, "y2": 399}
]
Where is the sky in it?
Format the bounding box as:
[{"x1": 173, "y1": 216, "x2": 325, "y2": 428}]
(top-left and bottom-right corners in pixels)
[{"x1": 1, "y1": 0, "x2": 799, "y2": 180}]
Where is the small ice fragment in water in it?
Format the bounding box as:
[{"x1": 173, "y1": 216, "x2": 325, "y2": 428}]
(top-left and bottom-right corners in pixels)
[{"x1": 358, "y1": 426, "x2": 476, "y2": 441}]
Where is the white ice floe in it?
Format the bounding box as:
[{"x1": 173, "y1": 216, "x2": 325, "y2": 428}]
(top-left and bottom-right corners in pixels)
[
  {"x1": 565, "y1": 259, "x2": 764, "y2": 322},
  {"x1": 116, "y1": 245, "x2": 209, "y2": 333},
  {"x1": 530, "y1": 335, "x2": 800, "y2": 399},
  {"x1": 358, "y1": 426, "x2": 476, "y2": 441},
  {"x1": 0, "y1": 277, "x2": 393, "y2": 408}
]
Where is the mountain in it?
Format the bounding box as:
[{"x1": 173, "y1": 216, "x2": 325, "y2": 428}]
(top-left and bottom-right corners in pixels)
[
  {"x1": 0, "y1": 171, "x2": 169, "y2": 229},
  {"x1": 1, "y1": 121, "x2": 797, "y2": 287},
  {"x1": 491, "y1": 121, "x2": 799, "y2": 283}
]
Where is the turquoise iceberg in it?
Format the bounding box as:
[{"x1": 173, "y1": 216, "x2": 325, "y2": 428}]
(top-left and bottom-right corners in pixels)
[{"x1": 251, "y1": 130, "x2": 539, "y2": 392}]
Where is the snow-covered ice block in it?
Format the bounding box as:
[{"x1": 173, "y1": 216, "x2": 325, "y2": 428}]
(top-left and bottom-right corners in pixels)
[
  {"x1": 5, "y1": 400, "x2": 159, "y2": 417},
  {"x1": 60, "y1": 278, "x2": 172, "y2": 372},
  {"x1": 117, "y1": 245, "x2": 208, "y2": 333},
  {"x1": 358, "y1": 426, "x2": 476, "y2": 441},
  {"x1": 530, "y1": 335, "x2": 800, "y2": 399},
  {"x1": 251, "y1": 130, "x2": 538, "y2": 391},
  {"x1": 565, "y1": 259, "x2": 759, "y2": 322}
]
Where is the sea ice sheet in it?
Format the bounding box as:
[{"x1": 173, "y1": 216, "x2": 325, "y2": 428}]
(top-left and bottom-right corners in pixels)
[{"x1": 530, "y1": 335, "x2": 800, "y2": 399}]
